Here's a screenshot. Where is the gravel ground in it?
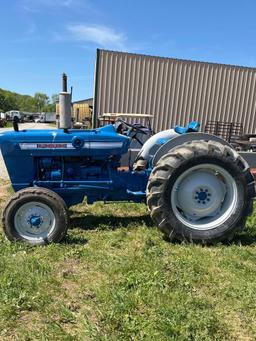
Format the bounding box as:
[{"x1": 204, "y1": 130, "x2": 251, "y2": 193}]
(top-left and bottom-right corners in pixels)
[{"x1": 0, "y1": 123, "x2": 54, "y2": 180}]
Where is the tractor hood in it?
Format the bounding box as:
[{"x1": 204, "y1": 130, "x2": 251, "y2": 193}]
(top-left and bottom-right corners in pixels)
[{"x1": 0, "y1": 124, "x2": 130, "y2": 159}]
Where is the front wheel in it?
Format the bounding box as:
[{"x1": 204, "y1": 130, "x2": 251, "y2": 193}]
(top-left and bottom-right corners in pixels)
[
  {"x1": 147, "y1": 140, "x2": 255, "y2": 244},
  {"x1": 2, "y1": 188, "x2": 69, "y2": 245}
]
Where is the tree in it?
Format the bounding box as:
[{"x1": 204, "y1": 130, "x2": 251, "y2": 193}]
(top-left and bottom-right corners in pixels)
[
  {"x1": 51, "y1": 94, "x2": 59, "y2": 104},
  {"x1": 18, "y1": 95, "x2": 37, "y2": 112},
  {"x1": 34, "y1": 92, "x2": 49, "y2": 112},
  {"x1": 0, "y1": 88, "x2": 58, "y2": 113},
  {"x1": 43, "y1": 93, "x2": 58, "y2": 112},
  {"x1": 0, "y1": 91, "x2": 18, "y2": 112}
]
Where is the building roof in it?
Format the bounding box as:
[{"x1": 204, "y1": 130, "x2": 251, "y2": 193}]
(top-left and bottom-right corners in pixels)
[{"x1": 72, "y1": 98, "x2": 93, "y2": 105}]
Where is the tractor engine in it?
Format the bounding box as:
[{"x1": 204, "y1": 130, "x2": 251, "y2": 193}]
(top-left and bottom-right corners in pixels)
[{"x1": 37, "y1": 156, "x2": 112, "y2": 182}]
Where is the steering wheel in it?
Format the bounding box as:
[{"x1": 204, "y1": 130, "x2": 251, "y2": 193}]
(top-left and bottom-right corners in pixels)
[
  {"x1": 116, "y1": 119, "x2": 147, "y2": 135},
  {"x1": 116, "y1": 119, "x2": 148, "y2": 146}
]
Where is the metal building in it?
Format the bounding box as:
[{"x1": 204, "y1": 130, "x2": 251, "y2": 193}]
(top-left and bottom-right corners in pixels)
[
  {"x1": 56, "y1": 98, "x2": 93, "y2": 126},
  {"x1": 93, "y1": 49, "x2": 256, "y2": 133},
  {"x1": 72, "y1": 98, "x2": 93, "y2": 124}
]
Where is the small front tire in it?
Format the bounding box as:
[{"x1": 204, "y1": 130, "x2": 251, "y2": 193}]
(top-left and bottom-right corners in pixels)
[{"x1": 2, "y1": 187, "x2": 69, "y2": 245}]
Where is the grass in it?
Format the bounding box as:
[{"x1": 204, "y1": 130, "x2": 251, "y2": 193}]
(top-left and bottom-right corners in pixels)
[
  {"x1": 48, "y1": 122, "x2": 57, "y2": 127},
  {"x1": 0, "y1": 181, "x2": 256, "y2": 340},
  {"x1": 4, "y1": 122, "x2": 13, "y2": 128}
]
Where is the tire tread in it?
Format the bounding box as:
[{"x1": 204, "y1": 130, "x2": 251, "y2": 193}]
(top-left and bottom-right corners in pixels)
[{"x1": 147, "y1": 140, "x2": 255, "y2": 244}]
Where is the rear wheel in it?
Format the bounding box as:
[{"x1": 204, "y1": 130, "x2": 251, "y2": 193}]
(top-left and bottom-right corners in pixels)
[
  {"x1": 2, "y1": 188, "x2": 69, "y2": 245},
  {"x1": 147, "y1": 140, "x2": 255, "y2": 244}
]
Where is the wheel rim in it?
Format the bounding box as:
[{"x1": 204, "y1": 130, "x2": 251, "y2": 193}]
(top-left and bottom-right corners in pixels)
[
  {"x1": 171, "y1": 164, "x2": 238, "y2": 230},
  {"x1": 14, "y1": 201, "x2": 56, "y2": 241}
]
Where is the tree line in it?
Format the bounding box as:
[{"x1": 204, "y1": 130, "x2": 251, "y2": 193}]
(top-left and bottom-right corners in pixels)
[{"x1": 0, "y1": 88, "x2": 58, "y2": 113}]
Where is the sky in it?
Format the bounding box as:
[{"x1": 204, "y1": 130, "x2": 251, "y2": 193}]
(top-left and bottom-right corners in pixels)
[{"x1": 0, "y1": 0, "x2": 256, "y2": 101}]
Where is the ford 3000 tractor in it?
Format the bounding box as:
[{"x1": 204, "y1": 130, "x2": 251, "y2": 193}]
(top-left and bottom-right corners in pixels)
[
  {"x1": 0, "y1": 75, "x2": 254, "y2": 245},
  {"x1": 0, "y1": 116, "x2": 254, "y2": 245}
]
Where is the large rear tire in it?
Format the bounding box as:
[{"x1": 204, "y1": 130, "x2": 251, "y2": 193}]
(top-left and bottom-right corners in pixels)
[
  {"x1": 147, "y1": 140, "x2": 255, "y2": 244},
  {"x1": 2, "y1": 187, "x2": 69, "y2": 245}
]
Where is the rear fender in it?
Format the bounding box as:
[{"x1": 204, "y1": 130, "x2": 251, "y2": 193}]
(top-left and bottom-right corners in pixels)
[{"x1": 152, "y1": 132, "x2": 231, "y2": 167}]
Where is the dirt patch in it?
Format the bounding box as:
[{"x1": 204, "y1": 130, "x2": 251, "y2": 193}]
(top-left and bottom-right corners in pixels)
[
  {"x1": 0, "y1": 311, "x2": 44, "y2": 341},
  {"x1": 0, "y1": 181, "x2": 11, "y2": 207}
]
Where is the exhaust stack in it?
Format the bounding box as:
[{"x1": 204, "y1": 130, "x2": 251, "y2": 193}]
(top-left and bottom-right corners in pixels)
[{"x1": 59, "y1": 73, "x2": 71, "y2": 130}]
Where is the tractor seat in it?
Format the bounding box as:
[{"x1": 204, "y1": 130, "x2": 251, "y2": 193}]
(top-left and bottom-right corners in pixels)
[{"x1": 174, "y1": 120, "x2": 200, "y2": 134}]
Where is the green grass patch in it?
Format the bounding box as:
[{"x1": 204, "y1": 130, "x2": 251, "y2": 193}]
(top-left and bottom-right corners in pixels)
[
  {"x1": 0, "y1": 183, "x2": 256, "y2": 340},
  {"x1": 4, "y1": 122, "x2": 13, "y2": 128},
  {"x1": 48, "y1": 122, "x2": 57, "y2": 127}
]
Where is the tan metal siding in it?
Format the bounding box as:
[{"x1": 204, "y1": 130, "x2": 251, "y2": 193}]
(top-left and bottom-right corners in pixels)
[{"x1": 94, "y1": 49, "x2": 256, "y2": 133}]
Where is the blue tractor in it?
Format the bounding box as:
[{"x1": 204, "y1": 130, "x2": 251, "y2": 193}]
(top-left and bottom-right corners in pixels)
[
  {"x1": 0, "y1": 116, "x2": 254, "y2": 245},
  {"x1": 0, "y1": 74, "x2": 255, "y2": 245}
]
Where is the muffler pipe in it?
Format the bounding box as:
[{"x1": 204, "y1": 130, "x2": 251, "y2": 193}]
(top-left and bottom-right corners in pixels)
[{"x1": 59, "y1": 73, "x2": 71, "y2": 131}]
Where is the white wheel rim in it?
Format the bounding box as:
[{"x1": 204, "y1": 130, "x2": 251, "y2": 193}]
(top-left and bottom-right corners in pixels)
[
  {"x1": 171, "y1": 164, "x2": 238, "y2": 230},
  {"x1": 14, "y1": 201, "x2": 56, "y2": 241}
]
